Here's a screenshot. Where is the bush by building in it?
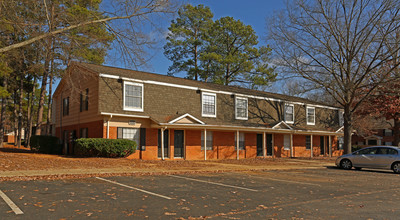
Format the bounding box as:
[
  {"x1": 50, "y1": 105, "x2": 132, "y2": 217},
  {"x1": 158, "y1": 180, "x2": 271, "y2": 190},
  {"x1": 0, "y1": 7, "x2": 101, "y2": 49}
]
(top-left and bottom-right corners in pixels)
[
  {"x1": 74, "y1": 138, "x2": 136, "y2": 158},
  {"x1": 30, "y1": 135, "x2": 62, "y2": 154}
]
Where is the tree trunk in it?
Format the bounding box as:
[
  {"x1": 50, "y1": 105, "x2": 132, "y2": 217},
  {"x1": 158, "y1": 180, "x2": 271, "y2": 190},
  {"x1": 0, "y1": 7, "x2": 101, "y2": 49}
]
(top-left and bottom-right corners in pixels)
[
  {"x1": 393, "y1": 113, "x2": 400, "y2": 147},
  {"x1": 35, "y1": 45, "x2": 51, "y2": 135},
  {"x1": 46, "y1": 58, "x2": 54, "y2": 135},
  {"x1": 343, "y1": 104, "x2": 353, "y2": 154},
  {"x1": 17, "y1": 75, "x2": 23, "y2": 148},
  {"x1": 0, "y1": 78, "x2": 8, "y2": 148}
]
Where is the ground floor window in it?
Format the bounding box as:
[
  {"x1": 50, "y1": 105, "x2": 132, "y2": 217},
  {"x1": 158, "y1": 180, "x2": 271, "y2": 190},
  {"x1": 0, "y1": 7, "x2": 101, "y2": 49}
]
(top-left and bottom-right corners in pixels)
[
  {"x1": 235, "y1": 132, "x2": 245, "y2": 150},
  {"x1": 201, "y1": 131, "x2": 213, "y2": 150},
  {"x1": 117, "y1": 127, "x2": 140, "y2": 149},
  {"x1": 80, "y1": 128, "x2": 88, "y2": 138},
  {"x1": 283, "y1": 135, "x2": 290, "y2": 150},
  {"x1": 367, "y1": 139, "x2": 378, "y2": 145},
  {"x1": 305, "y1": 135, "x2": 311, "y2": 149},
  {"x1": 385, "y1": 142, "x2": 393, "y2": 146}
]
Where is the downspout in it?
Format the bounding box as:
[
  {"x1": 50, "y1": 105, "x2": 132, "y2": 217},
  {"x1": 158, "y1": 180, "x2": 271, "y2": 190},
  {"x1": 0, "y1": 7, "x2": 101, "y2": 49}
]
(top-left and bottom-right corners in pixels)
[{"x1": 106, "y1": 114, "x2": 112, "y2": 139}]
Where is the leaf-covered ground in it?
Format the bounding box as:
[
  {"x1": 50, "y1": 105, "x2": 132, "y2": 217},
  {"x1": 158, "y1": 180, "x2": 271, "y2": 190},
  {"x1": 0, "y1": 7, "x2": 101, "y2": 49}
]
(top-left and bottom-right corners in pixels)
[{"x1": 0, "y1": 145, "x2": 336, "y2": 182}]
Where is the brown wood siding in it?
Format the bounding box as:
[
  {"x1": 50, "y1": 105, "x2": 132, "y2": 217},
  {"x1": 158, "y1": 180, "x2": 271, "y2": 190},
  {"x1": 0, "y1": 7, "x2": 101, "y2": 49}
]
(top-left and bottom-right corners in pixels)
[
  {"x1": 54, "y1": 66, "x2": 101, "y2": 128},
  {"x1": 98, "y1": 76, "x2": 340, "y2": 131}
]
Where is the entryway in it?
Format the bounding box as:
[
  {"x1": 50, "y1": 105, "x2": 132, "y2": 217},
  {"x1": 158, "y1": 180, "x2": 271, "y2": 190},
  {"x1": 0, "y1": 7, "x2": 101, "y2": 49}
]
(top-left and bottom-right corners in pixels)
[{"x1": 174, "y1": 130, "x2": 184, "y2": 158}]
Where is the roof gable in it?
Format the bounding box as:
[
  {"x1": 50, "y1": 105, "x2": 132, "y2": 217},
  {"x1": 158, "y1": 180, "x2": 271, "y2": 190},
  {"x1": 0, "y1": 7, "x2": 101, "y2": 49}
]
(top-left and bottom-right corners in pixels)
[
  {"x1": 168, "y1": 113, "x2": 205, "y2": 125},
  {"x1": 272, "y1": 121, "x2": 293, "y2": 130}
]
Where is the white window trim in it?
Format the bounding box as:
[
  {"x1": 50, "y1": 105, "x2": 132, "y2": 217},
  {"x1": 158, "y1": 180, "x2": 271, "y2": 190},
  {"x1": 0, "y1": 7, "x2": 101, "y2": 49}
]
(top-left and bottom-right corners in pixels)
[
  {"x1": 123, "y1": 81, "x2": 144, "y2": 112},
  {"x1": 284, "y1": 104, "x2": 294, "y2": 124},
  {"x1": 235, "y1": 96, "x2": 248, "y2": 120},
  {"x1": 201, "y1": 92, "x2": 217, "y2": 118},
  {"x1": 306, "y1": 106, "x2": 315, "y2": 125}
]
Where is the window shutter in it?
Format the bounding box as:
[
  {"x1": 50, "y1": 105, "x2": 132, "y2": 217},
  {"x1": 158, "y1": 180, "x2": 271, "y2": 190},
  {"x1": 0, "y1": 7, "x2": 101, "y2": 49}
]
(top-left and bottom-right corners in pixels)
[
  {"x1": 140, "y1": 128, "x2": 146, "y2": 150},
  {"x1": 85, "y1": 88, "x2": 89, "y2": 111},
  {"x1": 117, "y1": 128, "x2": 123, "y2": 139}
]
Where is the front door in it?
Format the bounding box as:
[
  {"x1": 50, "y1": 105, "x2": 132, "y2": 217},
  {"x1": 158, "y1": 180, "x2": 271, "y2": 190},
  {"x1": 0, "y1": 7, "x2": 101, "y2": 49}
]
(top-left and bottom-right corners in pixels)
[
  {"x1": 158, "y1": 129, "x2": 169, "y2": 158},
  {"x1": 320, "y1": 136, "x2": 325, "y2": 155},
  {"x1": 257, "y1": 134, "x2": 263, "y2": 156},
  {"x1": 174, "y1": 130, "x2": 184, "y2": 158},
  {"x1": 267, "y1": 134, "x2": 273, "y2": 156}
]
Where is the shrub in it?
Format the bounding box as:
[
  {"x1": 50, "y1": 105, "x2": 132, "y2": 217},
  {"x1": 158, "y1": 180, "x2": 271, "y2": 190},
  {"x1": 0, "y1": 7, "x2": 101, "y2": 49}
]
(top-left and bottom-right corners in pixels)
[
  {"x1": 30, "y1": 135, "x2": 62, "y2": 154},
  {"x1": 74, "y1": 138, "x2": 136, "y2": 158}
]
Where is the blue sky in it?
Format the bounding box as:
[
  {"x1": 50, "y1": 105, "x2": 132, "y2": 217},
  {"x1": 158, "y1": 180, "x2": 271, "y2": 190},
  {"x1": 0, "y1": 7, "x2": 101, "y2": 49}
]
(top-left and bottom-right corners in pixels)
[{"x1": 103, "y1": 0, "x2": 286, "y2": 75}]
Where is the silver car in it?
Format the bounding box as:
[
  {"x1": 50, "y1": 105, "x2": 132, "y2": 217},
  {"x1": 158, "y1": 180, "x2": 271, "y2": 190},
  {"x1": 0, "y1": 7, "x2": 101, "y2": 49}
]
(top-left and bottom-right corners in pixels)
[{"x1": 335, "y1": 146, "x2": 400, "y2": 173}]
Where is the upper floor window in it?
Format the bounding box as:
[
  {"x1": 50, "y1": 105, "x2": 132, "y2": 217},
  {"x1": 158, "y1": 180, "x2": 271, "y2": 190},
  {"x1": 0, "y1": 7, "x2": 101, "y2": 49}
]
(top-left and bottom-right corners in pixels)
[
  {"x1": 338, "y1": 110, "x2": 344, "y2": 126},
  {"x1": 284, "y1": 104, "x2": 294, "y2": 124},
  {"x1": 306, "y1": 107, "x2": 315, "y2": 125},
  {"x1": 384, "y1": 129, "x2": 393, "y2": 137},
  {"x1": 202, "y1": 92, "x2": 216, "y2": 117},
  {"x1": 80, "y1": 88, "x2": 89, "y2": 112},
  {"x1": 235, "y1": 97, "x2": 248, "y2": 120},
  {"x1": 123, "y1": 81, "x2": 143, "y2": 112},
  {"x1": 63, "y1": 97, "x2": 69, "y2": 116}
]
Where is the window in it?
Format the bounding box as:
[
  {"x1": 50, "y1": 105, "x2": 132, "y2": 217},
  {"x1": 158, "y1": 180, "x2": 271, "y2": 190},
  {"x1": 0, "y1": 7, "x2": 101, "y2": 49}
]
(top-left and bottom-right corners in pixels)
[
  {"x1": 338, "y1": 111, "x2": 344, "y2": 126},
  {"x1": 305, "y1": 135, "x2": 311, "y2": 149},
  {"x1": 80, "y1": 128, "x2": 88, "y2": 138},
  {"x1": 367, "y1": 139, "x2": 378, "y2": 145},
  {"x1": 306, "y1": 107, "x2": 315, "y2": 125},
  {"x1": 63, "y1": 97, "x2": 69, "y2": 116},
  {"x1": 201, "y1": 131, "x2": 213, "y2": 150},
  {"x1": 283, "y1": 134, "x2": 290, "y2": 150},
  {"x1": 284, "y1": 104, "x2": 294, "y2": 123},
  {"x1": 384, "y1": 129, "x2": 393, "y2": 137},
  {"x1": 235, "y1": 97, "x2": 248, "y2": 120},
  {"x1": 202, "y1": 92, "x2": 216, "y2": 117},
  {"x1": 80, "y1": 88, "x2": 89, "y2": 112},
  {"x1": 355, "y1": 148, "x2": 378, "y2": 155},
  {"x1": 338, "y1": 137, "x2": 344, "y2": 150},
  {"x1": 123, "y1": 81, "x2": 143, "y2": 111},
  {"x1": 235, "y1": 132, "x2": 245, "y2": 150},
  {"x1": 385, "y1": 142, "x2": 393, "y2": 146},
  {"x1": 118, "y1": 127, "x2": 140, "y2": 149}
]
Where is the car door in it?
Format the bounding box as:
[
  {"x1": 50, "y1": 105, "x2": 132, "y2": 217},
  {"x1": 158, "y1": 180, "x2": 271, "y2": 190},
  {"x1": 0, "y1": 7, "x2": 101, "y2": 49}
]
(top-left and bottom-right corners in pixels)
[
  {"x1": 375, "y1": 148, "x2": 398, "y2": 169},
  {"x1": 351, "y1": 147, "x2": 378, "y2": 168}
]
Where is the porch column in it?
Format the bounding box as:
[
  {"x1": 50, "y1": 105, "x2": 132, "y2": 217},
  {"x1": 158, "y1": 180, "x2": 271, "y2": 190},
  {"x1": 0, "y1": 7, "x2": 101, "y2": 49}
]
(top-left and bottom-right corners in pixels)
[
  {"x1": 236, "y1": 130, "x2": 240, "y2": 160},
  {"x1": 161, "y1": 128, "x2": 165, "y2": 161},
  {"x1": 106, "y1": 115, "x2": 112, "y2": 139},
  {"x1": 310, "y1": 134, "x2": 313, "y2": 158},
  {"x1": 290, "y1": 133, "x2": 293, "y2": 158},
  {"x1": 329, "y1": 135, "x2": 332, "y2": 157},
  {"x1": 263, "y1": 132, "x2": 266, "y2": 158},
  {"x1": 204, "y1": 129, "x2": 207, "y2": 160}
]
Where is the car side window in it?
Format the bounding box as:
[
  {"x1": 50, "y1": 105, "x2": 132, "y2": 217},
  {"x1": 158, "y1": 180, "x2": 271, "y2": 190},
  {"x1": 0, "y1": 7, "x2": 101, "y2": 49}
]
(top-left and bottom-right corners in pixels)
[
  {"x1": 388, "y1": 149, "x2": 398, "y2": 155},
  {"x1": 377, "y1": 148, "x2": 388, "y2": 154},
  {"x1": 357, "y1": 148, "x2": 377, "y2": 155}
]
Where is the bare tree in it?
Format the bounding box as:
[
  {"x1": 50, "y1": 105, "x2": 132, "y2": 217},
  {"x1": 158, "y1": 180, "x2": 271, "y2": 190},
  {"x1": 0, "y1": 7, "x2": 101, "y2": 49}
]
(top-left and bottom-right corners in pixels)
[{"x1": 267, "y1": 0, "x2": 400, "y2": 154}]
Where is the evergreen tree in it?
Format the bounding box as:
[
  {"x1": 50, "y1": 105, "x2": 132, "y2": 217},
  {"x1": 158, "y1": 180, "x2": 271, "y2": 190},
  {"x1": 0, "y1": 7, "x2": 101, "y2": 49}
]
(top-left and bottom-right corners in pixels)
[{"x1": 164, "y1": 4, "x2": 213, "y2": 80}]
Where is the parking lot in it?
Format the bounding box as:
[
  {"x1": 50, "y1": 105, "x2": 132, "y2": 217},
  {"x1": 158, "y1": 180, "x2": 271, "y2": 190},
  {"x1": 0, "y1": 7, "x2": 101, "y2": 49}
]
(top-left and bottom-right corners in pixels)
[{"x1": 1, "y1": 167, "x2": 400, "y2": 219}]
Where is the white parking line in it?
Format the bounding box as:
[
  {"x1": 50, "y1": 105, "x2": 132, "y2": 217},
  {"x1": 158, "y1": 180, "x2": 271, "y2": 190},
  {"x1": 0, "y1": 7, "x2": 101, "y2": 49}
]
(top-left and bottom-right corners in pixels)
[
  {"x1": 95, "y1": 177, "x2": 173, "y2": 200},
  {"x1": 168, "y1": 175, "x2": 259, "y2": 192},
  {"x1": 0, "y1": 190, "x2": 23, "y2": 215},
  {"x1": 264, "y1": 177, "x2": 321, "y2": 187}
]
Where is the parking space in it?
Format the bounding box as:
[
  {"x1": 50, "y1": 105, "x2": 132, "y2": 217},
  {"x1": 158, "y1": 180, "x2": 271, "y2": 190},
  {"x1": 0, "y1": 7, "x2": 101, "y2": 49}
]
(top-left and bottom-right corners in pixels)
[{"x1": 1, "y1": 168, "x2": 400, "y2": 219}]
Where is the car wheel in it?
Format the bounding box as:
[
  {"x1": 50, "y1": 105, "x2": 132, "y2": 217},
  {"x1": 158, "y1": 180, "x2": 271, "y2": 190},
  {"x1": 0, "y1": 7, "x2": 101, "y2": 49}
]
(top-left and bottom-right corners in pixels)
[
  {"x1": 392, "y1": 162, "x2": 400, "y2": 174},
  {"x1": 340, "y1": 159, "x2": 352, "y2": 170},
  {"x1": 354, "y1": 167, "x2": 362, "y2": 170}
]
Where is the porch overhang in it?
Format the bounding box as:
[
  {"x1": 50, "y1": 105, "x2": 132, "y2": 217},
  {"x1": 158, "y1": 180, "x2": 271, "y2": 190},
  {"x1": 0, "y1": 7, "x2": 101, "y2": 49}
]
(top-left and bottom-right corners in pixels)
[{"x1": 153, "y1": 123, "x2": 343, "y2": 136}]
